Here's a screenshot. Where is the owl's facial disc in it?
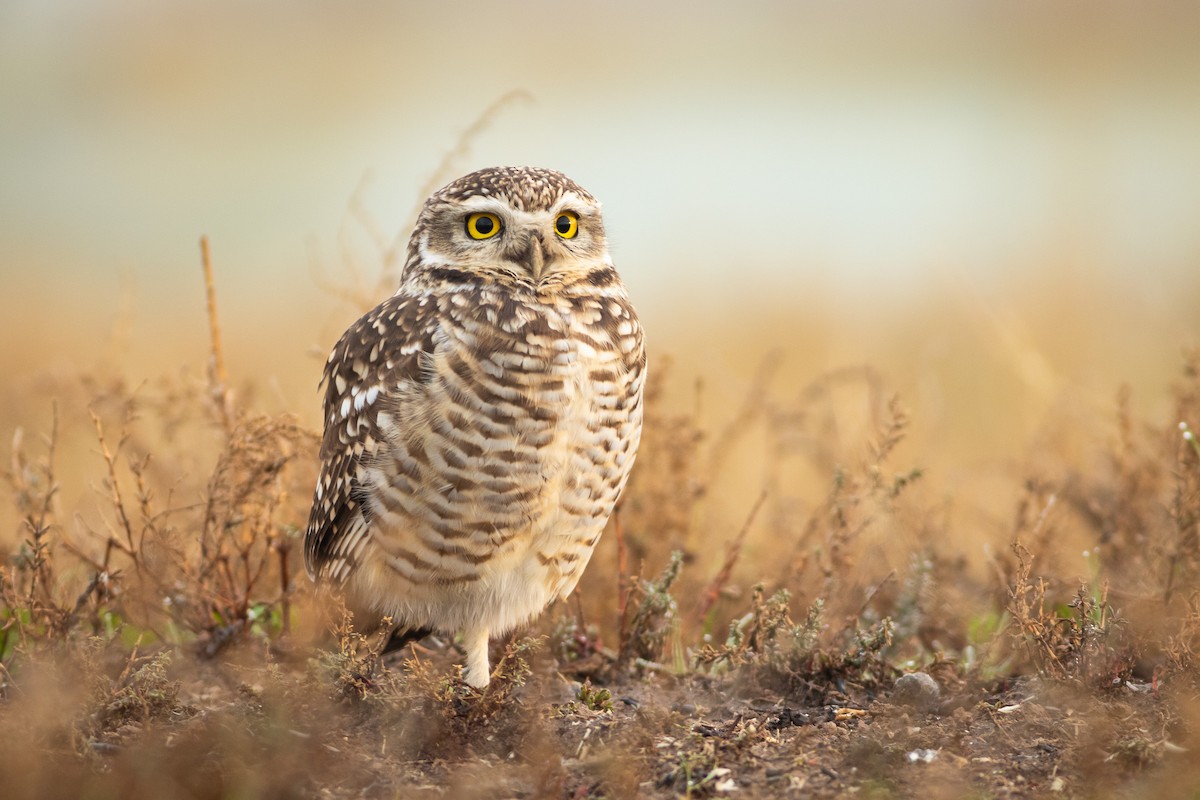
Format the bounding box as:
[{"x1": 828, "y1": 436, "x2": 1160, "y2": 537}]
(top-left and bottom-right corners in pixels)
[{"x1": 411, "y1": 183, "x2": 610, "y2": 288}]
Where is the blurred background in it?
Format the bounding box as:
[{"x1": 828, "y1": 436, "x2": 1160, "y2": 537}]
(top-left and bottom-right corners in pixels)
[{"x1": 2, "y1": 1, "x2": 1198, "y2": 567}]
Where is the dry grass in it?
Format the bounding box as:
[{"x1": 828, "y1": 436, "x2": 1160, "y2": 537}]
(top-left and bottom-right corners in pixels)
[
  {"x1": 2, "y1": 195, "x2": 1200, "y2": 796},
  {"x1": 2, "y1": 298, "x2": 1198, "y2": 797}
]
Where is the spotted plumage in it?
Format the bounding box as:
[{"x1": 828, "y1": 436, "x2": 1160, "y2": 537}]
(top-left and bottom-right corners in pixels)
[{"x1": 305, "y1": 166, "x2": 645, "y2": 687}]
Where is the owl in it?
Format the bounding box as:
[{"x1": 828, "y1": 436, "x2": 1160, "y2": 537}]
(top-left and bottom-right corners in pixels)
[{"x1": 305, "y1": 166, "x2": 645, "y2": 687}]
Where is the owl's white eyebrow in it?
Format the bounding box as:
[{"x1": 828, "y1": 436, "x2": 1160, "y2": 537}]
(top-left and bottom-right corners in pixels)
[
  {"x1": 457, "y1": 195, "x2": 511, "y2": 212},
  {"x1": 553, "y1": 192, "x2": 586, "y2": 211},
  {"x1": 455, "y1": 194, "x2": 593, "y2": 220}
]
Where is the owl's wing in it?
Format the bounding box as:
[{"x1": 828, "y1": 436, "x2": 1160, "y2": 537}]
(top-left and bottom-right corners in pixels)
[{"x1": 304, "y1": 293, "x2": 439, "y2": 583}]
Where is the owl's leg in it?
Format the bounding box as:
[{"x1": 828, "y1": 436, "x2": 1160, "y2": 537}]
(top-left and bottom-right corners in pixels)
[{"x1": 461, "y1": 627, "x2": 491, "y2": 688}]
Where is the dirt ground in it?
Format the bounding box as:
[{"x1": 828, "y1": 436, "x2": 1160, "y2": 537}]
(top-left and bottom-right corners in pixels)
[{"x1": 1, "y1": 627, "x2": 1195, "y2": 800}]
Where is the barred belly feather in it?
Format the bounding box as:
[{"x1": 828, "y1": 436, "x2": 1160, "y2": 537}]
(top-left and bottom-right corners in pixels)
[{"x1": 354, "y1": 287, "x2": 641, "y2": 636}]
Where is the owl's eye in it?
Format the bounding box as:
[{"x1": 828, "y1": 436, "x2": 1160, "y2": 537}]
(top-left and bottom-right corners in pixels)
[
  {"x1": 465, "y1": 212, "x2": 502, "y2": 240},
  {"x1": 554, "y1": 211, "x2": 579, "y2": 239}
]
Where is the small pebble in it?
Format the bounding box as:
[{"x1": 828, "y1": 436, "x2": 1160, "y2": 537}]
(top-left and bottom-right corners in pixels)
[{"x1": 892, "y1": 672, "x2": 941, "y2": 710}]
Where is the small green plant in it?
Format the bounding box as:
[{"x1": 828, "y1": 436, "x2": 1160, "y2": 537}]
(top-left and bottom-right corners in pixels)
[
  {"x1": 618, "y1": 550, "x2": 684, "y2": 669},
  {"x1": 577, "y1": 678, "x2": 613, "y2": 712}
]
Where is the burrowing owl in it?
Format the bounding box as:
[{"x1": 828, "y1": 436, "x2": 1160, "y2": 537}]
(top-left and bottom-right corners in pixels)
[{"x1": 305, "y1": 166, "x2": 645, "y2": 687}]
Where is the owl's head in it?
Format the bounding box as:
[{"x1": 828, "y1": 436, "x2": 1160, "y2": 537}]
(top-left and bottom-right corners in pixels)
[{"x1": 402, "y1": 166, "x2": 612, "y2": 290}]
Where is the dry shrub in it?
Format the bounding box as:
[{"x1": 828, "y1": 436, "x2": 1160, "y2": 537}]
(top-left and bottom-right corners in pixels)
[
  {"x1": 695, "y1": 585, "x2": 895, "y2": 702},
  {"x1": 617, "y1": 550, "x2": 685, "y2": 671},
  {"x1": 998, "y1": 347, "x2": 1200, "y2": 692},
  {"x1": 1, "y1": 373, "x2": 316, "y2": 668},
  {"x1": 591, "y1": 359, "x2": 931, "y2": 669},
  {"x1": 616, "y1": 358, "x2": 705, "y2": 567},
  {"x1": 75, "y1": 641, "x2": 189, "y2": 754}
]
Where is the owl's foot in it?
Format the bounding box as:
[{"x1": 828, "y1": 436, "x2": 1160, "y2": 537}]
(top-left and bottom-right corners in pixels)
[{"x1": 461, "y1": 627, "x2": 491, "y2": 688}]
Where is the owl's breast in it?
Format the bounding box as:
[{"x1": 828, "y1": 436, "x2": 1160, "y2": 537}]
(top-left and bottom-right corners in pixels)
[
  {"x1": 456, "y1": 298, "x2": 626, "y2": 482},
  {"x1": 361, "y1": 287, "x2": 641, "y2": 594},
  {"x1": 473, "y1": 294, "x2": 642, "y2": 590}
]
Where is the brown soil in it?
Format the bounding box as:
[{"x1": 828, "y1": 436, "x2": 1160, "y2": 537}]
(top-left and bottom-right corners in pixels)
[{"x1": 3, "y1": 633, "x2": 1194, "y2": 800}]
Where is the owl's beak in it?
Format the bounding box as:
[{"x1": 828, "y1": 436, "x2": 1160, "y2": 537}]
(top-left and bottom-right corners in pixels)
[{"x1": 517, "y1": 234, "x2": 547, "y2": 281}]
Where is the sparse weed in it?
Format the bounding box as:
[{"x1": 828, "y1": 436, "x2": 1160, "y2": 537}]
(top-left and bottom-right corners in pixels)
[
  {"x1": 76, "y1": 641, "x2": 187, "y2": 755},
  {"x1": 618, "y1": 550, "x2": 685, "y2": 671}
]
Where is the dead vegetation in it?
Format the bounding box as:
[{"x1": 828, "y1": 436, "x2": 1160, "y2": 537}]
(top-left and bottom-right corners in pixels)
[
  {"x1": 3, "y1": 235, "x2": 1200, "y2": 797},
  {"x1": 3, "y1": 323, "x2": 1198, "y2": 797}
]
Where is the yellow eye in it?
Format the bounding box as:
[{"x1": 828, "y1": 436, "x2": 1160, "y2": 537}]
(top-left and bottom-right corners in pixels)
[
  {"x1": 554, "y1": 211, "x2": 579, "y2": 239},
  {"x1": 465, "y1": 212, "x2": 502, "y2": 240}
]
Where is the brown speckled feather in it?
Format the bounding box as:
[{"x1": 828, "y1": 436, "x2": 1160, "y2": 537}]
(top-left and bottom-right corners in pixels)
[{"x1": 305, "y1": 294, "x2": 440, "y2": 582}]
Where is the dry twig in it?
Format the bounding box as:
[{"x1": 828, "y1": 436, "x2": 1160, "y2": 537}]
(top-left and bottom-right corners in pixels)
[{"x1": 200, "y1": 235, "x2": 234, "y2": 433}]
